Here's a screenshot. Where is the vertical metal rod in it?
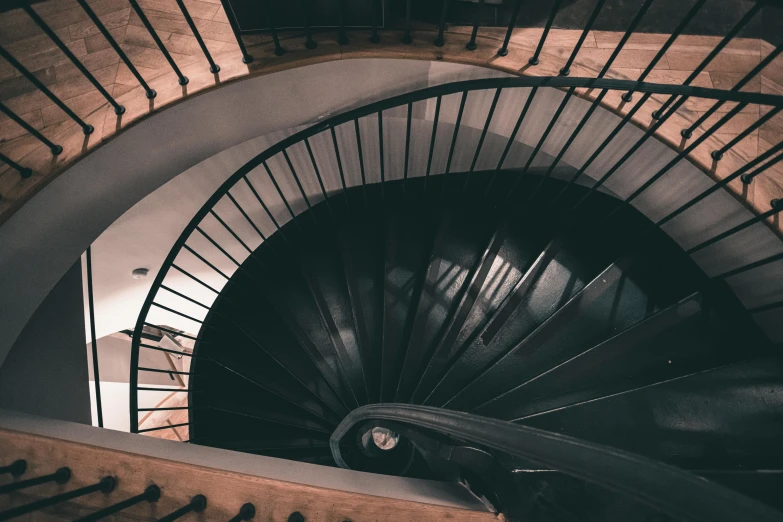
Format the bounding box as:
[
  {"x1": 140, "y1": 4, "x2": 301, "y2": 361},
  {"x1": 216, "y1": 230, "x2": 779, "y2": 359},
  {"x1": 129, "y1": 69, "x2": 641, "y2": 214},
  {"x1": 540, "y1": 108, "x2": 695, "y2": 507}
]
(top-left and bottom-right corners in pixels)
[
  {"x1": 653, "y1": 2, "x2": 761, "y2": 119},
  {"x1": 743, "y1": 149, "x2": 783, "y2": 184},
  {"x1": 622, "y1": 0, "x2": 707, "y2": 101},
  {"x1": 0, "y1": 45, "x2": 94, "y2": 134},
  {"x1": 301, "y1": 0, "x2": 317, "y2": 49},
  {"x1": 0, "y1": 467, "x2": 70, "y2": 495},
  {"x1": 529, "y1": 0, "x2": 563, "y2": 65},
  {"x1": 261, "y1": 0, "x2": 285, "y2": 56},
  {"x1": 0, "y1": 151, "x2": 32, "y2": 179},
  {"x1": 219, "y1": 0, "x2": 252, "y2": 63},
  {"x1": 403, "y1": 102, "x2": 412, "y2": 197},
  {"x1": 228, "y1": 503, "x2": 256, "y2": 522},
  {"x1": 304, "y1": 138, "x2": 332, "y2": 212},
  {"x1": 468, "y1": 88, "x2": 503, "y2": 180},
  {"x1": 445, "y1": 91, "x2": 469, "y2": 180},
  {"x1": 434, "y1": 0, "x2": 449, "y2": 47},
  {"x1": 682, "y1": 41, "x2": 783, "y2": 138},
  {"x1": 77, "y1": 0, "x2": 158, "y2": 97},
  {"x1": 548, "y1": 92, "x2": 653, "y2": 207},
  {"x1": 354, "y1": 119, "x2": 368, "y2": 206},
  {"x1": 378, "y1": 111, "x2": 385, "y2": 199},
  {"x1": 156, "y1": 494, "x2": 207, "y2": 522},
  {"x1": 329, "y1": 127, "x2": 349, "y2": 205},
  {"x1": 175, "y1": 0, "x2": 220, "y2": 72},
  {"x1": 370, "y1": 0, "x2": 381, "y2": 43},
  {"x1": 0, "y1": 477, "x2": 115, "y2": 521},
  {"x1": 0, "y1": 103, "x2": 62, "y2": 154},
  {"x1": 74, "y1": 485, "x2": 161, "y2": 522},
  {"x1": 0, "y1": 460, "x2": 26, "y2": 477},
  {"x1": 466, "y1": 0, "x2": 486, "y2": 51},
  {"x1": 687, "y1": 199, "x2": 783, "y2": 254},
  {"x1": 86, "y1": 247, "x2": 104, "y2": 429},
  {"x1": 597, "y1": 0, "x2": 654, "y2": 78},
  {"x1": 657, "y1": 140, "x2": 783, "y2": 228},
  {"x1": 425, "y1": 95, "x2": 442, "y2": 193},
  {"x1": 127, "y1": 0, "x2": 189, "y2": 84},
  {"x1": 560, "y1": 0, "x2": 607, "y2": 76},
  {"x1": 713, "y1": 106, "x2": 782, "y2": 160},
  {"x1": 338, "y1": 0, "x2": 349, "y2": 45},
  {"x1": 402, "y1": 0, "x2": 412, "y2": 44},
  {"x1": 498, "y1": 0, "x2": 523, "y2": 56},
  {"x1": 24, "y1": 5, "x2": 125, "y2": 115}
]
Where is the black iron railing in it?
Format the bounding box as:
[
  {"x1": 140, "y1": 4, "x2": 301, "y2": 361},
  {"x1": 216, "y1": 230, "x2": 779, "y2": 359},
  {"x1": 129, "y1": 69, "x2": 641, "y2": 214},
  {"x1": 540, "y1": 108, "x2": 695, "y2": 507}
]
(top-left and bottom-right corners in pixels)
[
  {"x1": 0, "y1": 458, "x2": 258, "y2": 521},
  {"x1": 126, "y1": 73, "x2": 783, "y2": 440},
  {"x1": 2, "y1": 0, "x2": 783, "y2": 181}
]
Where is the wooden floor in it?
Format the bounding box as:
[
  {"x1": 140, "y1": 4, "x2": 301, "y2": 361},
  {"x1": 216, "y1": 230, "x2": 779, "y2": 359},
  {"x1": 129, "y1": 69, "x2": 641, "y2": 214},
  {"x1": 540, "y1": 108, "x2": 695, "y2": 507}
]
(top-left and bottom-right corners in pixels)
[{"x1": 0, "y1": 0, "x2": 782, "y2": 235}]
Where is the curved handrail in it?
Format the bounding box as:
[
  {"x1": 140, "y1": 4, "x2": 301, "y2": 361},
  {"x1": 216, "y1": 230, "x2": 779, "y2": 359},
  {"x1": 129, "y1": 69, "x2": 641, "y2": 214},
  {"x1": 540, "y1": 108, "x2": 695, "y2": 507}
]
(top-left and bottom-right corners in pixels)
[
  {"x1": 330, "y1": 404, "x2": 783, "y2": 522},
  {"x1": 129, "y1": 76, "x2": 783, "y2": 434}
]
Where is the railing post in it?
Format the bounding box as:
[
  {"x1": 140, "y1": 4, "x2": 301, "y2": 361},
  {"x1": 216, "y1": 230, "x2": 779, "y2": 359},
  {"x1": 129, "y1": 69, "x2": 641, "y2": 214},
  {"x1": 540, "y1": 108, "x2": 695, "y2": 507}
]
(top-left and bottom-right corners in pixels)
[
  {"x1": 218, "y1": 0, "x2": 252, "y2": 63},
  {"x1": 0, "y1": 103, "x2": 62, "y2": 155},
  {"x1": 402, "y1": 0, "x2": 412, "y2": 44},
  {"x1": 175, "y1": 0, "x2": 220, "y2": 73},
  {"x1": 228, "y1": 503, "x2": 256, "y2": 522},
  {"x1": 86, "y1": 247, "x2": 104, "y2": 428},
  {"x1": 127, "y1": 0, "x2": 189, "y2": 85},
  {"x1": 261, "y1": 0, "x2": 285, "y2": 56},
  {"x1": 529, "y1": 0, "x2": 562, "y2": 65},
  {"x1": 370, "y1": 0, "x2": 381, "y2": 43},
  {"x1": 301, "y1": 0, "x2": 317, "y2": 49},
  {"x1": 498, "y1": 0, "x2": 523, "y2": 56},
  {"x1": 0, "y1": 460, "x2": 26, "y2": 477},
  {"x1": 0, "y1": 477, "x2": 115, "y2": 521},
  {"x1": 0, "y1": 152, "x2": 32, "y2": 179},
  {"x1": 76, "y1": 0, "x2": 157, "y2": 98},
  {"x1": 434, "y1": 0, "x2": 449, "y2": 47},
  {"x1": 23, "y1": 5, "x2": 125, "y2": 115},
  {"x1": 0, "y1": 45, "x2": 94, "y2": 134},
  {"x1": 465, "y1": 0, "x2": 486, "y2": 51},
  {"x1": 156, "y1": 494, "x2": 207, "y2": 521},
  {"x1": 0, "y1": 467, "x2": 70, "y2": 495},
  {"x1": 74, "y1": 485, "x2": 161, "y2": 522}
]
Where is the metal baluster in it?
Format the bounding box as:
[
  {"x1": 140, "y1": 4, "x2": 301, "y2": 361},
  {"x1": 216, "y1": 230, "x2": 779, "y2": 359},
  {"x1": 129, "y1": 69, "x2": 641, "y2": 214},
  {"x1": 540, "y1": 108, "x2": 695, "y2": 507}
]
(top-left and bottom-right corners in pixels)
[
  {"x1": 403, "y1": 0, "x2": 412, "y2": 44},
  {"x1": 156, "y1": 494, "x2": 207, "y2": 521},
  {"x1": 712, "y1": 106, "x2": 782, "y2": 160},
  {"x1": 228, "y1": 503, "x2": 256, "y2": 522},
  {"x1": 444, "y1": 91, "x2": 469, "y2": 181},
  {"x1": 0, "y1": 460, "x2": 25, "y2": 477},
  {"x1": 127, "y1": 0, "x2": 189, "y2": 85},
  {"x1": 0, "y1": 477, "x2": 115, "y2": 521},
  {"x1": 218, "y1": 0, "x2": 252, "y2": 63},
  {"x1": 262, "y1": 0, "x2": 285, "y2": 56},
  {"x1": 0, "y1": 103, "x2": 62, "y2": 154},
  {"x1": 742, "y1": 149, "x2": 783, "y2": 184},
  {"x1": 0, "y1": 151, "x2": 32, "y2": 179},
  {"x1": 466, "y1": 0, "x2": 486, "y2": 51},
  {"x1": 378, "y1": 111, "x2": 385, "y2": 199},
  {"x1": 425, "y1": 95, "x2": 442, "y2": 193},
  {"x1": 404, "y1": 102, "x2": 412, "y2": 197},
  {"x1": 354, "y1": 119, "x2": 368, "y2": 206},
  {"x1": 175, "y1": 0, "x2": 220, "y2": 72},
  {"x1": 529, "y1": 0, "x2": 562, "y2": 65},
  {"x1": 0, "y1": 467, "x2": 70, "y2": 495},
  {"x1": 23, "y1": 5, "x2": 125, "y2": 115},
  {"x1": 652, "y1": 2, "x2": 761, "y2": 119},
  {"x1": 434, "y1": 0, "x2": 449, "y2": 47},
  {"x1": 560, "y1": 0, "x2": 607, "y2": 76},
  {"x1": 466, "y1": 87, "x2": 502, "y2": 190},
  {"x1": 687, "y1": 199, "x2": 783, "y2": 255},
  {"x1": 77, "y1": 0, "x2": 157, "y2": 98},
  {"x1": 717, "y1": 251, "x2": 783, "y2": 279},
  {"x1": 622, "y1": 0, "x2": 707, "y2": 102},
  {"x1": 338, "y1": 0, "x2": 349, "y2": 45},
  {"x1": 498, "y1": 0, "x2": 523, "y2": 56},
  {"x1": 370, "y1": 0, "x2": 381, "y2": 43},
  {"x1": 682, "y1": 41, "x2": 783, "y2": 138},
  {"x1": 86, "y1": 247, "x2": 104, "y2": 428},
  {"x1": 301, "y1": 0, "x2": 317, "y2": 49},
  {"x1": 0, "y1": 45, "x2": 94, "y2": 134},
  {"x1": 74, "y1": 485, "x2": 161, "y2": 522}
]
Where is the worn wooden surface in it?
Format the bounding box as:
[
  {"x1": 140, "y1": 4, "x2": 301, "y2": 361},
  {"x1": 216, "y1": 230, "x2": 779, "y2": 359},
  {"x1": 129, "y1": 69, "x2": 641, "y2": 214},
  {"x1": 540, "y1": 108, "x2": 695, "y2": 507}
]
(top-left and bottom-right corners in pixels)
[
  {"x1": 0, "y1": 427, "x2": 500, "y2": 521},
  {"x1": 0, "y1": 0, "x2": 782, "y2": 232}
]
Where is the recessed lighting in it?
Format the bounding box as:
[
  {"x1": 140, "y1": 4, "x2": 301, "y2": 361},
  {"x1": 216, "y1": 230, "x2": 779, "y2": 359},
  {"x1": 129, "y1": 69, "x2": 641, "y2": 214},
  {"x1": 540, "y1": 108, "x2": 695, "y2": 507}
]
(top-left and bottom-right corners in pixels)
[{"x1": 132, "y1": 268, "x2": 149, "y2": 279}]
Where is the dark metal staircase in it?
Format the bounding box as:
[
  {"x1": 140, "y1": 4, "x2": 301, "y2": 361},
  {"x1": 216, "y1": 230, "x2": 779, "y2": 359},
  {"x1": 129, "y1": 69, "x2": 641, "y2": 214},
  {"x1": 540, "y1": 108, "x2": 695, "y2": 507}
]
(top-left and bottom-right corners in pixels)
[{"x1": 129, "y1": 77, "x2": 783, "y2": 521}]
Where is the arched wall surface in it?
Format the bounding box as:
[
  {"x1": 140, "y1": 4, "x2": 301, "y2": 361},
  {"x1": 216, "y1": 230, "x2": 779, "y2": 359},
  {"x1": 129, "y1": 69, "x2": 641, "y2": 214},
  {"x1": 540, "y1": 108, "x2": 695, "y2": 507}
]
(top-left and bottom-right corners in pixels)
[{"x1": 1, "y1": 58, "x2": 782, "y2": 374}]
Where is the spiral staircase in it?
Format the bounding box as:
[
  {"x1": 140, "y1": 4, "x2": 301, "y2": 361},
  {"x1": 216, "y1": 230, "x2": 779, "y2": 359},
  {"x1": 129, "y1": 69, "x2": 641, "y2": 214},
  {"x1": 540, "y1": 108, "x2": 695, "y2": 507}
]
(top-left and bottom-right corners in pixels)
[{"x1": 1, "y1": 0, "x2": 783, "y2": 520}]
